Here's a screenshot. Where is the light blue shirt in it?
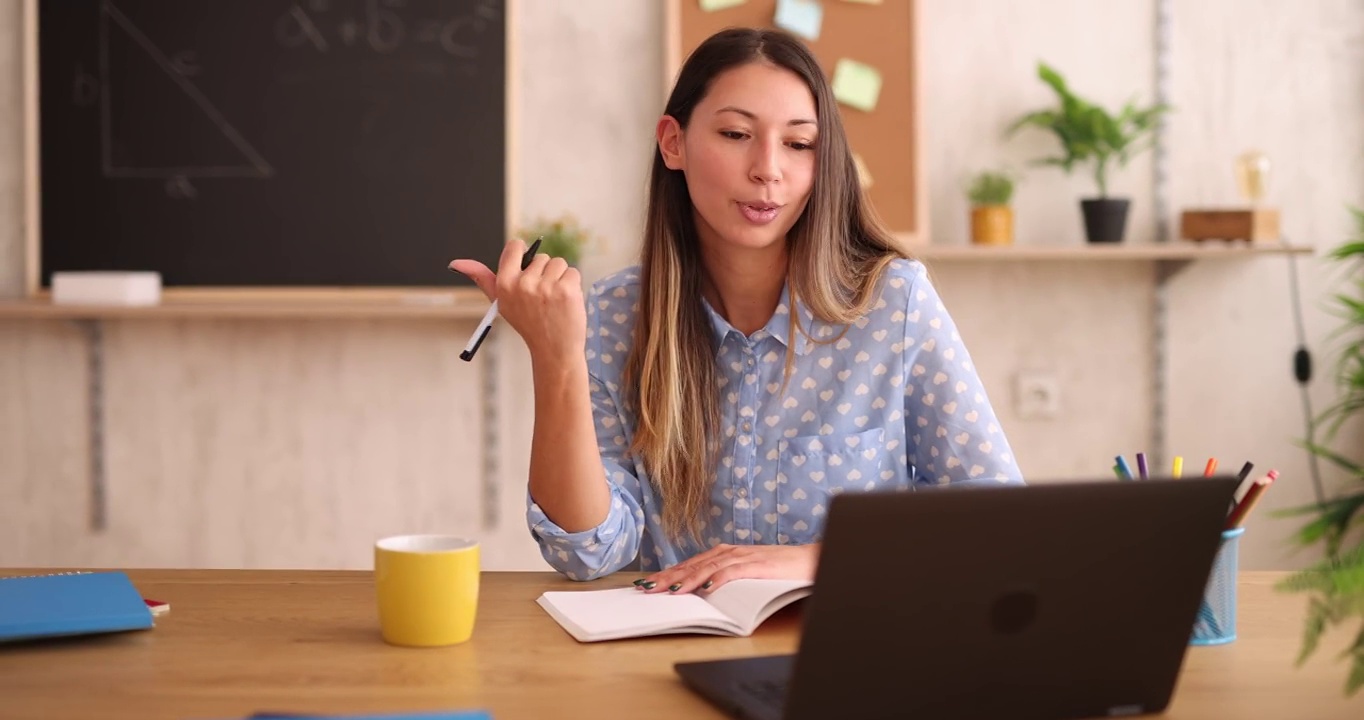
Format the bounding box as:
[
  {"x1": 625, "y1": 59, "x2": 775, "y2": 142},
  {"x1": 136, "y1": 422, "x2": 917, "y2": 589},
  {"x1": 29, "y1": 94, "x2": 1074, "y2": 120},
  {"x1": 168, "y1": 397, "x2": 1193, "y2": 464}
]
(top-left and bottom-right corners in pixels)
[{"x1": 526, "y1": 258, "x2": 1023, "y2": 580}]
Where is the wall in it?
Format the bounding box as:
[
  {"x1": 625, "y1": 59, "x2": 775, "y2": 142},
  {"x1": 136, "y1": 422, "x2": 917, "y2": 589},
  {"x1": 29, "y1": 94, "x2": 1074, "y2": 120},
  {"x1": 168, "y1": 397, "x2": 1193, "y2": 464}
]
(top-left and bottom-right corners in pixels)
[
  {"x1": 2, "y1": 0, "x2": 1361, "y2": 572},
  {"x1": 923, "y1": 0, "x2": 1364, "y2": 570}
]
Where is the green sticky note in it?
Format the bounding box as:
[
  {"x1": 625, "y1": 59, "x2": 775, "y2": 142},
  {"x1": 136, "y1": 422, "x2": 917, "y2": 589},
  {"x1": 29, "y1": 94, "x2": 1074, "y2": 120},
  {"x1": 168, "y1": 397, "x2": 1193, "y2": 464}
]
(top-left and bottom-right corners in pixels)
[
  {"x1": 699, "y1": 0, "x2": 746, "y2": 11},
  {"x1": 832, "y1": 58, "x2": 882, "y2": 112}
]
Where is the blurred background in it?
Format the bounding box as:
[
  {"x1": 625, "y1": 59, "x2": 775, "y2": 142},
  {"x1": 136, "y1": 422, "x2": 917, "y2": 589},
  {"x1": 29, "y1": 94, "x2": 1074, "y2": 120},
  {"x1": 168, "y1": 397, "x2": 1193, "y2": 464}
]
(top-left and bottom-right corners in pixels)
[{"x1": 1, "y1": 0, "x2": 1361, "y2": 574}]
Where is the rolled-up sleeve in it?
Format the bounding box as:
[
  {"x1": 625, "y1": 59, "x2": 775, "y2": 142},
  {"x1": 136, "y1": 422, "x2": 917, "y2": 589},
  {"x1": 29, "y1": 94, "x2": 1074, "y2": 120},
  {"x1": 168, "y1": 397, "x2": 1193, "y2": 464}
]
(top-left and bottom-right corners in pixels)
[{"x1": 525, "y1": 283, "x2": 646, "y2": 580}]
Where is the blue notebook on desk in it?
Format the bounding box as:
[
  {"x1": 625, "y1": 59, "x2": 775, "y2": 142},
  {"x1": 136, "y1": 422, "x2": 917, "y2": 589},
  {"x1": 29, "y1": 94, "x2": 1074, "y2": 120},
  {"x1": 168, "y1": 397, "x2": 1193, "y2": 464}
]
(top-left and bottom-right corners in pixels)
[
  {"x1": 0, "y1": 571, "x2": 154, "y2": 643},
  {"x1": 248, "y1": 713, "x2": 492, "y2": 720}
]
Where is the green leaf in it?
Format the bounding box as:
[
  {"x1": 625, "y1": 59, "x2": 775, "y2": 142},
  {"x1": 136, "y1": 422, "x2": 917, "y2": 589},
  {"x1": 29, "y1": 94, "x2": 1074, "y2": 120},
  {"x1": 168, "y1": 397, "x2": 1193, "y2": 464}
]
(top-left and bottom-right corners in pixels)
[
  {"x1": 1344, "y1": 625, "x2": 1364, "y2": 695},
  {"x1": 1005, "y1": 110, "x2": 1060, "y2": 136},
  {"x1": 1329, "y1": 242, "x2": 1364, "y2": 261},
  {"x1": 1299, "y1": 441, "x2": 1364, "y2": 476},
  {"x1": 1037, "y1": 62, "x2": 1071, "y2": 99},
  {"x1": 1332, "y1": 294, "x2": 1364, "y2": 318},
  {"x1": 1277, "y1": 546, "x2": 1364, "y2": 595},
  {"x1": 1274, "y1": 490, "x2": 1364, "y2": 554},
  {"x1": 1296, "y1": 597, "x2": 1333, "y2": 665},
  {"x1": 1279, "y1": 566, "x2": 1335, "y2": 595}
]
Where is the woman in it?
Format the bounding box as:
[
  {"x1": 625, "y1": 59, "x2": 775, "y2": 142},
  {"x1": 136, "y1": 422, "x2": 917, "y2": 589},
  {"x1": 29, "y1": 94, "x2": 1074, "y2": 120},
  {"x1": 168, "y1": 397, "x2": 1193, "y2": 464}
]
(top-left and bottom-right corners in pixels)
[{"x1": 450, "y1": 28, "x2": 1022, "y2": 594}]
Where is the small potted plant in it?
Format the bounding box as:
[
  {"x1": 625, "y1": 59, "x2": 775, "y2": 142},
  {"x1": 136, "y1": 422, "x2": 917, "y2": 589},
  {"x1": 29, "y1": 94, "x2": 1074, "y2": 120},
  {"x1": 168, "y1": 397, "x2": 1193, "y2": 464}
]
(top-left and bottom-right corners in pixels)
[
  {"x1": 966, "y1": 170, "x2": 1017, "y2": 245},
  {"x1": 516, "y1": 214, "x2": 594, "y2": 267},
  {"x1": 1007, "y1": 62, "x2": 1169, "y2": 243}
]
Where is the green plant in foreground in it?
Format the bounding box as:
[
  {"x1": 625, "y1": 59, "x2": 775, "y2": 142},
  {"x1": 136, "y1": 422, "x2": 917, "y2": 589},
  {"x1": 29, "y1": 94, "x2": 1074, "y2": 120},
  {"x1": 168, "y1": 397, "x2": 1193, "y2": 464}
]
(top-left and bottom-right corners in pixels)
[{"x1": 1276, "y1": 204, "x2": 1364, "y2": 697}]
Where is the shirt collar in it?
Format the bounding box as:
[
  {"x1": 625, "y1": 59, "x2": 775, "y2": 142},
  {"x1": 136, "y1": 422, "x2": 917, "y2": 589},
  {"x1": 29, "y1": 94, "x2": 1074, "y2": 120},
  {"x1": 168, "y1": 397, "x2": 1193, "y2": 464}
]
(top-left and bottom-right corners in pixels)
[{"x1": 701, "y1": 279, "x2": 817, "y2": 357}]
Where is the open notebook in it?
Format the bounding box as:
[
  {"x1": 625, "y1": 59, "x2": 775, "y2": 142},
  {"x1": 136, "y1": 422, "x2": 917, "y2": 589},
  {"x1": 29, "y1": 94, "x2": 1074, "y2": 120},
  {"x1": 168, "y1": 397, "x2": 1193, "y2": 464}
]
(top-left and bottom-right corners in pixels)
[{"x1": 537, "y1": 578, "x2": 812, "y2": 642}]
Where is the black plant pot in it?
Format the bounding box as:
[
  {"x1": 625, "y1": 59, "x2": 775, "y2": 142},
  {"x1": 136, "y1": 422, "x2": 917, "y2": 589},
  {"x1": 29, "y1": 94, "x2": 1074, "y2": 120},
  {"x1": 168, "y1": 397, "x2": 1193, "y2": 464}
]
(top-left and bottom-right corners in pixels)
[{"x1": 1080, "y1": 198, "x2": 1131, "y2": 243}]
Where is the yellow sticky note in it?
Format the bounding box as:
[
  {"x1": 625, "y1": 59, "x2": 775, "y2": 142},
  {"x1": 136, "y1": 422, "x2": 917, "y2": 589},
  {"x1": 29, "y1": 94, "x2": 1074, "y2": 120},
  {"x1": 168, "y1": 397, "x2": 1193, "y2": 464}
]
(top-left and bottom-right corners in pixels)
[
  {"x1": 699, "y1": 0, "x2": 746, "y2": 11},
  {"x1": 832, "y1": 58, "x2": 882, "y2": 112},
  {"x1": 853, "y1": 153, "x2": 873, "y2": 189}
]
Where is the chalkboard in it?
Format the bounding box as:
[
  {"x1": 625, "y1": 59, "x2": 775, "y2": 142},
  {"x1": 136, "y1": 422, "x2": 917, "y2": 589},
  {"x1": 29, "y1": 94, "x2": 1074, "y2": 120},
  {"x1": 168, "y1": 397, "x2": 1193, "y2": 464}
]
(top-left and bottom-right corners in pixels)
[{"x1": 32, "y1": 0, "x2": 506, "y2": 291}]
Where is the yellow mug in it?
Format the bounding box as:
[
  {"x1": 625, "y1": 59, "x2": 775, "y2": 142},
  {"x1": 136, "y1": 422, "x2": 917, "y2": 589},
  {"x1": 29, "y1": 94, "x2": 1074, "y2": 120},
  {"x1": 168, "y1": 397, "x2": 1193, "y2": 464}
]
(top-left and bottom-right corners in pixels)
[{"x1": 374, "y1": 535, "x2": 480, "y2": 647}]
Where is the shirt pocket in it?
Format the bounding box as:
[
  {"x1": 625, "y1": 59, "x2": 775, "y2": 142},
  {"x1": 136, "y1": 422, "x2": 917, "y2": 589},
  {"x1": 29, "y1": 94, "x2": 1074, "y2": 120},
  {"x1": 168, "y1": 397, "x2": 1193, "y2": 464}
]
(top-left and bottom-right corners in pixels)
[{"x1": 775, "y1": 426, "x2": 893, "y2": 545}]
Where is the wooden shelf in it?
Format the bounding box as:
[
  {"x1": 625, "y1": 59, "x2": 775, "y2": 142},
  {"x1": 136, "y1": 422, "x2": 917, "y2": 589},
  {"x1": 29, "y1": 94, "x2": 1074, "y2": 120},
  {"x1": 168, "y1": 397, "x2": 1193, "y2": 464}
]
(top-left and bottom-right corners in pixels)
[
  {"x1": 0, "y1": 294, "x2": 490, "y2": 320},
  {"x1": 900, "y1": 241, "x2": 1313, "y2": 261},
  {"x1": 0, "y1": 243, "x2": 1313, "y2": 320}
]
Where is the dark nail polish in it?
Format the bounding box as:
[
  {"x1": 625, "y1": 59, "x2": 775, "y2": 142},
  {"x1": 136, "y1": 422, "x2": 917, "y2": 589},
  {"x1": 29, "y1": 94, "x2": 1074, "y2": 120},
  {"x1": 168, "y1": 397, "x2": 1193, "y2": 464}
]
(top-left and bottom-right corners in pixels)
[
  {"x1": 642, "y1": 581, "x2": 657, "y2": 590},
  {"x1": 632, "y1": 578, "x2": 646, "y2": 586},
  {"x1": 669, "y1": 583, "x2": 682, "y2": 592},
  {"x1": 702, "y1": 580, "x2": 713, "y2": 590}
]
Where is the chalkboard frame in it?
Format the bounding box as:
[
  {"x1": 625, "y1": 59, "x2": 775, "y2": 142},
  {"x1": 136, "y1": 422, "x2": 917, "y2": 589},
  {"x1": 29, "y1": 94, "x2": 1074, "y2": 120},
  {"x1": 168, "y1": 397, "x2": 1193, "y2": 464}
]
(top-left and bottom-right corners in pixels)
[
  {"x1": 21, "y1": 0, "x2": 518, "y2": 306},
  {"x1": 663, "y1": 0, "x2": 927, "y2": 246}
]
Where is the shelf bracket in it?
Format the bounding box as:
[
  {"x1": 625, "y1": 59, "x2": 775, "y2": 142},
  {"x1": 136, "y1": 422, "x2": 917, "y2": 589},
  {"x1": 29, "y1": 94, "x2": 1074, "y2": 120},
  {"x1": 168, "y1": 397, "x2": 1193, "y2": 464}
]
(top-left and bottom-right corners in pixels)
[
  {"x1": 1150, "y1": 0, "x2": 1175, "y2": 472},
  {"x1": 1154, "y1": 258, "x2": 1194, "y2": 285},
  {"x1": 72, "y1": 319, "x2": 108, "y2": 532},
  {"x1": 480, "y1": 328, "x2": 499, "y2": 531}
]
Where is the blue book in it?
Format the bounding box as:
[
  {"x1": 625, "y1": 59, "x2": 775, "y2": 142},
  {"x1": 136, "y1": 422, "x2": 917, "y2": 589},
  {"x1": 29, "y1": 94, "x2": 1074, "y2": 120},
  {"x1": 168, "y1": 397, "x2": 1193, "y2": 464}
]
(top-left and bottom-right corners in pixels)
[
  {"x1": 249, "y1": 713, "x2": 492, "y2": 720},
  {"x1": 0, "y1": 571, "x2": 154, "y2": 643}
]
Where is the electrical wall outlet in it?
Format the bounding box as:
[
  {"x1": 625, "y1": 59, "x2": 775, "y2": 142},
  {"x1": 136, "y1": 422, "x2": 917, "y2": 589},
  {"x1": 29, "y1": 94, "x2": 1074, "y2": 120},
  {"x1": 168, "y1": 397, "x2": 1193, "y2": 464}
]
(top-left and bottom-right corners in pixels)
[{"x1": 1014, "y1": 370, "x2": 1061, "y2": 420}]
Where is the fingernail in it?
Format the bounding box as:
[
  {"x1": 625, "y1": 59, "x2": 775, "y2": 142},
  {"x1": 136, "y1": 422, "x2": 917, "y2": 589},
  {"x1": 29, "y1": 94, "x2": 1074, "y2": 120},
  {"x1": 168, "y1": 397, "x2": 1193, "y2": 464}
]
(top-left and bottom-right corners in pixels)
[
  {"x1": 642, "y1": 581, "x2": 657, "y2": 590},
  {"x1": 448, "y1": 267, "x2": 464, "y2": 274},
  {"x1": 632, "y1": 579, "x2": 646, "y2": 586},
  {"x1": 702, "y1": 580, "x2": 713, "y2": 590},
  {"x1": 668, "y1": 583, "x2": 682, "y2": 592}
]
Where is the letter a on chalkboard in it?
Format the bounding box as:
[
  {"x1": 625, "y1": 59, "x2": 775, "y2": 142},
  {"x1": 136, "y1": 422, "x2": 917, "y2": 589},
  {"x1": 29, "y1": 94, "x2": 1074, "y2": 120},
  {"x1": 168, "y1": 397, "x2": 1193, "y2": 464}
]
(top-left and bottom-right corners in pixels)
[{"x1": 100, "y1": 0, "x2": 273, "y2": 179}]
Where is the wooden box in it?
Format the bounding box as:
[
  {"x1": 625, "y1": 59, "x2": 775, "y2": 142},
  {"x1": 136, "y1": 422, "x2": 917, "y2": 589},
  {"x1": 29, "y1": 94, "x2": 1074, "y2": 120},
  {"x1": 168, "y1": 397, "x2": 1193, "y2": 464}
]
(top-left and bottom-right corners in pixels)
[{"x1": 1180, "y1": 209, "x2": 1281, "y2": 243}]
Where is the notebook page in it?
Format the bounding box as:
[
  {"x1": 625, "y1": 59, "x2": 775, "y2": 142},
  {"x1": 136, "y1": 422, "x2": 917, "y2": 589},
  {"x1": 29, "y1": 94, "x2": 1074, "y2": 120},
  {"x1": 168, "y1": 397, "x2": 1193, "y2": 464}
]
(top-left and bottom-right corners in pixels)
[
  {"x1": 702, "y1": 579, "x2": 813, "y2": 634},
  {"x1": 538, "y1": 587, "x2": 739, "y2": 641}
]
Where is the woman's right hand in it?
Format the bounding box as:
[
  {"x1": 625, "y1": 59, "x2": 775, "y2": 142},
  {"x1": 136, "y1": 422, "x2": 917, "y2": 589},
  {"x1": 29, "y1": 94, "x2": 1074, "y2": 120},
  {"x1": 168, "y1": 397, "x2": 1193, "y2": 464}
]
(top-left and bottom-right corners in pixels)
[{"x1": 449, "y1": 239, "x2": 587, "y2": 365}]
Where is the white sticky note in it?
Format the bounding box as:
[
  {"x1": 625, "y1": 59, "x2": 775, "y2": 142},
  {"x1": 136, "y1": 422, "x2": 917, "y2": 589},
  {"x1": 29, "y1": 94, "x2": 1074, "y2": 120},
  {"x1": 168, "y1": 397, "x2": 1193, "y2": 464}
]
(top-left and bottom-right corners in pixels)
[
  {"x1": 832, "y1": 58, "x2": 882, "y2": 112},
  {"x1": 774, "y1": 0, "x2": 823, "y2": 41},
  {"x1": 699, "y1": 0, "x2": 746, "y2": 11},
  {"x1": 852, "y1": 153, "x2": 873, "y2": 189}
]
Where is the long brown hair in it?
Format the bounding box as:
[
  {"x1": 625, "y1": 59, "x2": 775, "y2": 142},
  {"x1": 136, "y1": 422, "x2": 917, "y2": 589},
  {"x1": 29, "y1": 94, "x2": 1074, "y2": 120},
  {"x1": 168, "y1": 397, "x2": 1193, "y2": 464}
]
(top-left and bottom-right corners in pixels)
[{"x1": 625, "y1": 28, "x2": 907, "y2": 541}]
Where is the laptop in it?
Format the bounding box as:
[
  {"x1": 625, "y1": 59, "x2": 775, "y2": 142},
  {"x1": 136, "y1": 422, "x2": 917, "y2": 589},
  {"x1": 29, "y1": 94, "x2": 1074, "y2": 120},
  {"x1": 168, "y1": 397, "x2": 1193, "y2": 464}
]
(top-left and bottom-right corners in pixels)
[{"x1": 674, "y1": 476, "x2": 1241, "y2": 720}]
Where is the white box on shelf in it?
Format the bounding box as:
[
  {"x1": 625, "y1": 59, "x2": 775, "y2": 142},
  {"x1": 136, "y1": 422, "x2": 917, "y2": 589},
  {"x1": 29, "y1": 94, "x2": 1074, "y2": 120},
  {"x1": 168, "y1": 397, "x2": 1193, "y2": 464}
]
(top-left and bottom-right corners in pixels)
[{"x1": 51, "y1": 271, "x2": 162, "y2": 306}]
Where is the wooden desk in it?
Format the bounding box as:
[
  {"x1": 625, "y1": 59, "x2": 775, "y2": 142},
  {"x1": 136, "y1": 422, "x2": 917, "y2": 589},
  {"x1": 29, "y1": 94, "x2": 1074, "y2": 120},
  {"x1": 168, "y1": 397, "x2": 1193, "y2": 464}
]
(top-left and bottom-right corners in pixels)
[{"x1": 1, "y1": 570, "x2": 1359, "y2": 719}]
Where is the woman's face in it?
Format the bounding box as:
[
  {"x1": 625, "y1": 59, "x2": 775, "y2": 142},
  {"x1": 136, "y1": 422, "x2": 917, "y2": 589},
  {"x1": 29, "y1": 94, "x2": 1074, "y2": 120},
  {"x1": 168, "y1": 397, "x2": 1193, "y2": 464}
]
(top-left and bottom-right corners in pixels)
[{"x1": 659, "y1": 61, "x2": 819, "y2": 255}]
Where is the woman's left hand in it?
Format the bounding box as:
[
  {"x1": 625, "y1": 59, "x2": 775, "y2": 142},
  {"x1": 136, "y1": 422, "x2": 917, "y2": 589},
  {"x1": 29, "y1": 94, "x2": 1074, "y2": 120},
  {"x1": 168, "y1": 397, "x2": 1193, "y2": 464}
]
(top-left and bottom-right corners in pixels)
[{"x1": 636, "y1": 544, "x2": 820, "y2": 595}]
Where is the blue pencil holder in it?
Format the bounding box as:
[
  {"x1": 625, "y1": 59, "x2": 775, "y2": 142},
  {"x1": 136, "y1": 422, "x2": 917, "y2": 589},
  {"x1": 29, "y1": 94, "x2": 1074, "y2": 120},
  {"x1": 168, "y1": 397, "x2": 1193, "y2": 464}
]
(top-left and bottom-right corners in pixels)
[{"x1": 1190, "y1": 527, "x2": 1244, "y2": 645}]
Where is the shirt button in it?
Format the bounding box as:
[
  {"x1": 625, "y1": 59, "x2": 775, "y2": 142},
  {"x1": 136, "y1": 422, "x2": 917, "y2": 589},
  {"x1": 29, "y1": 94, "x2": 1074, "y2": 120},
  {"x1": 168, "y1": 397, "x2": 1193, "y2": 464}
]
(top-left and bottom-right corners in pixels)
[
  {"x1": 738, "y1": 488, "x2": 748, "y2": 498},
  {"x1": 742, "y1": 421, "x2": 752, "y2": 432},
  {"x1": 747, "y1": 358, "x2": 755, "y2": 368}
]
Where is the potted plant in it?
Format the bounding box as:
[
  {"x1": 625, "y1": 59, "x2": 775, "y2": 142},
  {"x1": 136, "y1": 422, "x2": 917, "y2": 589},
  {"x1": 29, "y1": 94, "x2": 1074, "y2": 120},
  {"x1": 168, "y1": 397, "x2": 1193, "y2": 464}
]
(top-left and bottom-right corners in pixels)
[
  {"x1": 967, "y1": 169, "x2": 1017, "y2": 245},
  {"x1": 1277, "y1": 205, "x2": 1364, "y2": 697},
  {"x1": 1007, "y1": 62, "x2": 1169, "y2": 243},
  {"x1": 515, "y1": 214, "x2": 594, "y2": 267}
]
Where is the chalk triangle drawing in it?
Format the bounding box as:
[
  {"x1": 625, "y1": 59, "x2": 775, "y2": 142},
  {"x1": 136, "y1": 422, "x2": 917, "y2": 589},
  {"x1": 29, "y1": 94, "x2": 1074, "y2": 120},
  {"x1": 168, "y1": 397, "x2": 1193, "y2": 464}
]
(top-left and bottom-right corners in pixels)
[{"x1": 101, "y1": 0, "x2": 273, "y2": 178}]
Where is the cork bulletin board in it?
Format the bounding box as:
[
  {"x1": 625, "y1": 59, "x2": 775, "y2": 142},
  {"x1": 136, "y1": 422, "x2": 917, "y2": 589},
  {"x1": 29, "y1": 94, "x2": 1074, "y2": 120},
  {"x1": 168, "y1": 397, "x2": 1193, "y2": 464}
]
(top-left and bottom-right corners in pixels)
[{"x1": 666, "y1": 0, "x2": 927, "y2": 243}]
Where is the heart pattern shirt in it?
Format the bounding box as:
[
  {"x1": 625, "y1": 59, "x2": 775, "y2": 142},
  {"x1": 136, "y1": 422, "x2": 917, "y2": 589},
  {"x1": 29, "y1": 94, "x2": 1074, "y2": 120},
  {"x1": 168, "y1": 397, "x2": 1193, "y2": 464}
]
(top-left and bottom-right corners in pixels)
[{"x1": 527, "y1": 259, "x2": 1023, "y2": 580}]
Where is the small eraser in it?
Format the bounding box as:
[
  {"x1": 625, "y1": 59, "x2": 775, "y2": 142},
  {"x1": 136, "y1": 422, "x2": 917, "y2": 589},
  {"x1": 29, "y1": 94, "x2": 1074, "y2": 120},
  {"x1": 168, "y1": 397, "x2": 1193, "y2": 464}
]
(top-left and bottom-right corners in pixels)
[{"x1": 52, "y1": 271, "x2": 162, "y2": 306}]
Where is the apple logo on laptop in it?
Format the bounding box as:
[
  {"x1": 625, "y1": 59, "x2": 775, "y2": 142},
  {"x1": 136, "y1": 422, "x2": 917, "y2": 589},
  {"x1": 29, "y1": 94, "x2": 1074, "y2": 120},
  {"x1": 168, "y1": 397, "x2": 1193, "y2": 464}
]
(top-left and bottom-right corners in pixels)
[{"x1": 990, "y1": 587, "x2": 1038, "y2": 635}]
